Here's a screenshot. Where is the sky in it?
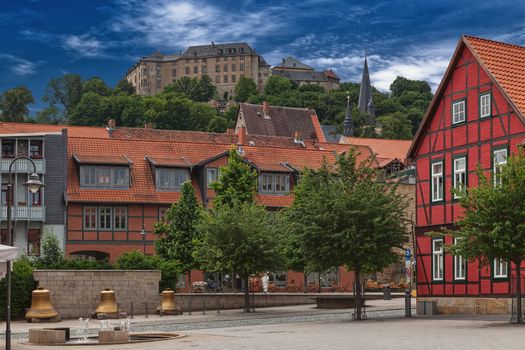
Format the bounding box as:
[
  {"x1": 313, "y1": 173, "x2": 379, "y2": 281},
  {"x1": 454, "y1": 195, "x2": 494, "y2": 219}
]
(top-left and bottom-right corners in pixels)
[{"x1": 2, "y1": 0, "x2": 525, "y2": 113}]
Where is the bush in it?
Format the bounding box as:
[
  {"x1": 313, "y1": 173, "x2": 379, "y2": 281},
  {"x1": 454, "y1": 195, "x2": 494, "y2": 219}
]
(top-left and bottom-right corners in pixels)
[
  {"x1": 56, "y1": 258, "x2": 113, "y2": 270},
  {"x1": 36, "y1": 231, "x2": 63, "y2": 267},
  {"x1": 0, "y1": 257, "x2": 36, "y2": 320}
]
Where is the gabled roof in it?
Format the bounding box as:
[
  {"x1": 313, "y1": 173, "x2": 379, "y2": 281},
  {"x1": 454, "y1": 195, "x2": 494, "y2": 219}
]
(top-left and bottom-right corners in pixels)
[
  {"x1": 239, "y1": 103, "x2": 326, "y2": 142},
  {"x1": 273, "y1": 56, "x2": 313, "y2": 70},
  {"x1": 408, "y1": 35, "x2": 525, "y2": 159},
  {"x1": 272, "y1": 70, "x2": 328, "y2": 82},
  {"x1": 324, "y1": 70, "x2": 340, "y2": 80},
  {"x1": 340, "y1": 136, "x2": 412, "y2": 165}
]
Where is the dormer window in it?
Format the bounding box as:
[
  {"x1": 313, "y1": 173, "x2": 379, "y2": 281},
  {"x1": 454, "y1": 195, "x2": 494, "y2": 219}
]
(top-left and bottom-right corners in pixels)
[
  {"x1": 80, "y1": 165, "x2": 130, "y2": 189},
  {"x1": 155, "y1": 168, "x2": 189, "y2": 191},
  {"x1": 259, "y1": 173, "x2": 290, "y2": 194}
]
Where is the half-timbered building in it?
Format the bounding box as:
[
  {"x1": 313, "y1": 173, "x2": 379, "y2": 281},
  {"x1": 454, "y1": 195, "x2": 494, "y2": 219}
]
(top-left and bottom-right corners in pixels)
[{"x1": 408, "y1": 35, "x2": 525, "y2": 314}]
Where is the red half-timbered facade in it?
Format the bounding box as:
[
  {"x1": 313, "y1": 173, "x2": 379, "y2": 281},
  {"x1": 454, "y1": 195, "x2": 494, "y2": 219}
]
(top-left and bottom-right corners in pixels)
[{"x1": 408, "y1": 36, "x2": 525, "y2": 312}]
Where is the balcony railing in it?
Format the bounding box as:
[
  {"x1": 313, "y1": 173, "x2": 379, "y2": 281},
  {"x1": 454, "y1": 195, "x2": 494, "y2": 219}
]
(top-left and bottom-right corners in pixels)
[
  {"x1": 0, "y1": 158, "x2": 46, "y2": 173},
  {"x1": 0, "y1": 206, "x2": 45, "y2": 221}
]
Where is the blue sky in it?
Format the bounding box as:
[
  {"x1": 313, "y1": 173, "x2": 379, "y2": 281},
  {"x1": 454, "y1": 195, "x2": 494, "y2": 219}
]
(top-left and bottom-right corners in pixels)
[{"x1": 2, "y1": 0, "x2": 525, "y2": 113}]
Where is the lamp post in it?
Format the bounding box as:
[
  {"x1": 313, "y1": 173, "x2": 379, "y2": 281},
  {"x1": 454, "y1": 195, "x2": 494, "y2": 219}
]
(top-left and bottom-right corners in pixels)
[
  {"x1": 5, "y1": 156, "x2": 43, "y2": 350},
  {"x1": 141, "y1": 224, "x2": 146, "y2": 255}
]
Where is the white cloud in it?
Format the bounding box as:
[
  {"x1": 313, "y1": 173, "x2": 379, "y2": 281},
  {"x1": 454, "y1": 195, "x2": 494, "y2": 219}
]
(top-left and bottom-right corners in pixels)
[
  {"x1": 111, "y1": 0, "x2": 287, "y2": 49},
  {"x1": 63, "y1": 34, "x2": 104, "y2": 58},
  {"x1": 0, "y1": 54, "x2": 38, "y2": 76}
]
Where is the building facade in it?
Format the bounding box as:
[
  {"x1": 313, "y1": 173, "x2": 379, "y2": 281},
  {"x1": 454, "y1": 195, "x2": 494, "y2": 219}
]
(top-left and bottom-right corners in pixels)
[
  {"x1": 272, "y1": 56, "x2": 340, "y2": 91},
  {"x1": 125, "y1": 43, "x2": 271, "y2": 100},
  {"x1": 408, "y1": 36, "x2": 525, "y2": 314}
]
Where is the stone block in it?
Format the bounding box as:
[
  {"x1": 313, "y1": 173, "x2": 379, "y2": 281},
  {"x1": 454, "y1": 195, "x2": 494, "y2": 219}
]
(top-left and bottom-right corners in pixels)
[
  {"x1": 28, "y1": 329, "x2": 66, "y2": 344},
  {"x1": 98, "y1": 330, "x2": 129, "y2": 344}
]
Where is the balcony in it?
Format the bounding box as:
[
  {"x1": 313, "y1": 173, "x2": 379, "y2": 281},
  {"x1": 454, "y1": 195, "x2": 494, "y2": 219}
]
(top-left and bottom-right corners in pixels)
[
  {"x1": 0, "y1": 206, "x2": 45, "y2": 221},
  {"x1": 1, "y1": 158, "x2": 46, "y2": 173}
]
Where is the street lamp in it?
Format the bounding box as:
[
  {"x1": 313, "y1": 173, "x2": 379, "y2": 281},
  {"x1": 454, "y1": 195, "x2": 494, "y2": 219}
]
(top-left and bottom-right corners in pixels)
[
  {"x1": 141, "y1": 224, "x2": 146, "y2": 255},
  {"x1": 5, "y1": 156, "x2": 43, "y2": 350}
]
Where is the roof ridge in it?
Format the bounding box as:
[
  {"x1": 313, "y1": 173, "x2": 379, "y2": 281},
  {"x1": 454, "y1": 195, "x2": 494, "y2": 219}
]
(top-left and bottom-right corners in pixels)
[
  {"x1": 241, "y1": 102, "x2": 312, "y2": 111},
  {"x1": 464, "y1": 35, "x2": 525, "y2": 51}
]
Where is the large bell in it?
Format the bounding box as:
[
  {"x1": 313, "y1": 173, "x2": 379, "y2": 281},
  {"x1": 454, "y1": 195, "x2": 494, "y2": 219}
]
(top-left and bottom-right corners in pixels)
[
  {"x1": 25, "y1": 287, "x2": 59, "y2": 320},
  {"x1": 95, "y1": 288, "x2": 119, "y2": 315},
  {"x1": 157, "y1": 289, "x2": 181, "y2": 315}
]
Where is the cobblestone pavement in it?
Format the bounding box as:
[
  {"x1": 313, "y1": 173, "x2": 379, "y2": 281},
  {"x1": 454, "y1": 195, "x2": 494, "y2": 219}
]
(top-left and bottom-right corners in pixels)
[{"x1": 10, "y1": 315, "x2": 525, "y2": 350}]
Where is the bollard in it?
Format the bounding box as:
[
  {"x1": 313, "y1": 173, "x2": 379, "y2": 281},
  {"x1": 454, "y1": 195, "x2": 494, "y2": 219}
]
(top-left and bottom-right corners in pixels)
[
  {"x1": 130, "y1": 302, "x2": 134, "y2": 319},
  {"x1": 405, "y1": 289, "x2": 412, "y2": 317},
  {"x1": 145, "y1": 302, "x2": 149, "y2": 318},
  {"x1": 216, "y1": 297, "x2": 220, "y2": 315},
  {"x1": 202, "y1": 298, "x2": 206, "y2": 315},
  {"x1": 188, "y1": 298, "x2": 192, "y2": 315},
  {"x1": 383, "y1": 285, "x2": 391, "y2": 300}
]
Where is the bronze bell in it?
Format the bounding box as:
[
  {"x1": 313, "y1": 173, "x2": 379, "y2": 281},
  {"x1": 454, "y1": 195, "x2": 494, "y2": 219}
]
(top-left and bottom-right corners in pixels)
[
  {"x1": 25, "y1": 287, "x2": 59, "y2": 320},
  {"x1": 159, "y1": 289, "x2": 176, "y2": 312},
  {"x1": 95, "y1": 288, "x2": 119, "y2": 315}
]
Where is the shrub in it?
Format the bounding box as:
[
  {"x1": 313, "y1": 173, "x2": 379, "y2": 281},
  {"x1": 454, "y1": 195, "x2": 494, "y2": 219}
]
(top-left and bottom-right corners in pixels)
[
  {"x1": 0, "y1": 257, "x2": 36, "y2": 320},
  {"x1": 36, "y1": 231, "x2": 63, "y2": 267}
]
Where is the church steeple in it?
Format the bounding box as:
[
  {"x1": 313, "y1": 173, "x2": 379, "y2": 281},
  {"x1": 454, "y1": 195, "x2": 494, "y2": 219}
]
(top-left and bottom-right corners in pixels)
[
  {"x1": 358, "y1": 55, "x2": 374, "y2": 116},
  {"x1": 343, "y1": 92, "x2": 354, "y2": 137}
]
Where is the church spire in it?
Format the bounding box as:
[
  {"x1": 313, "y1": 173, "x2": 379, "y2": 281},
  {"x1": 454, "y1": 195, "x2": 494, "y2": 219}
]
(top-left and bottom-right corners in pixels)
[
  {"x1": 343, "y1": 92, "x2": 354, "y2": 137},
  {"x1": 358, "y1": 55, "x2": 373, "y2": 115}
]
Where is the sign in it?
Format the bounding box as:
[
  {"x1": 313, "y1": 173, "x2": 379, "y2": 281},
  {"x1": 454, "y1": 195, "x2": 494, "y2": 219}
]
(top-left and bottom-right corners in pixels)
[{"x1": 405, "y1": 249, "x2": 411, "y2": 261}]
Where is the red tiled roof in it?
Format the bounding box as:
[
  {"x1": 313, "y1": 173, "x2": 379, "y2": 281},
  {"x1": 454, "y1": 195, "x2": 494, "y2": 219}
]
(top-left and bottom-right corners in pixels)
[
  {"x1": 256, "y1": 194, "x2": 294, "y2": 207},
  {"x1": 340, "y1": 136, "x2": 411, "y2": 164},
  {"x1": 324, "y1": 70, "x2": 340, "y2": 80},
  {"x1": 0, "y1": 122, "x2": 110, "y2": 138},
  {"x1": 146, "y1": 156, "x2": 192, "y2": 167},
  {"x1": 409, "y1": 35, "x2": 525, "y2": 158}
]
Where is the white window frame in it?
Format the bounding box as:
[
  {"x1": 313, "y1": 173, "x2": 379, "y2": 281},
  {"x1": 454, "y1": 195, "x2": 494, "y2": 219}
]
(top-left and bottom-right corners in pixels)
[
  {"x1": 113, "y1": 207, "x2": 127, "y2": 231},
  {"x1": 207, "y1": 168, "x2": 219, "y2": 188},
  {"x1": 83, "y1": 206, "x2": 97, "y2": 231},
  {"x1": 480, "y1": 93, "x2": 491, "y2": 118},
  {"x1": 98, "y1": 206, "x2": 112, "y2": 230},
  {"x1": 155, "y1": 167, "x2": 189, "y2": 191},
  {"x1": 453, "y1": 157, "x2": 467, "y2": 199},
  {"x1": 431, "y1": 161, "x2": 444, "y2": 202},
  {"x1": 453, "y1": 238, "x2": 466, "y2": 280},
  {"x1": 452, "y1": 100, "x2": 466, "y2": 124},
  {"x1": 432, "y1": 239, "x2": 444, "y2": 281},
  {"x1": 494, "y1": 259, "x2": 508, "y2": 278},
  {"x1": 493, "y1": 148, "x2": 507, "y2": 187}
]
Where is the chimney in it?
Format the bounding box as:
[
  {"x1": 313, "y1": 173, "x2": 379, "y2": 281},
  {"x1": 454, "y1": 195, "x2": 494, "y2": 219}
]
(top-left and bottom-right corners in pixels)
[
  {"x1": 237, "y1": 126, "x2": 247, "y2": 145},
  {"x1": 107, "y1": 119, "x2": 116, "y2": 129},
  {"x1": 262, "y1": 101, "x2": 270, "y2": 118}
]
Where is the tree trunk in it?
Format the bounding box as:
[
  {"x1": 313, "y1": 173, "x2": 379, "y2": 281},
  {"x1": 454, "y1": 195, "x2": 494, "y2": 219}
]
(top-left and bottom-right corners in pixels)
[
  {"x1": 318, "y1": 272, "x2": 321, "y2": 293},
  {"x1": 303, "y1": 271, "x2": 308, "y2": 293},
  {"x1": 244, "y1": 275, "x2": 250, "y2": 313},
  {"x1": 355, "y1": 266, "x2": 362, "y2": 320},
  {"x1": 516, "y1": 260, "x2": 522, "y2": 324}
]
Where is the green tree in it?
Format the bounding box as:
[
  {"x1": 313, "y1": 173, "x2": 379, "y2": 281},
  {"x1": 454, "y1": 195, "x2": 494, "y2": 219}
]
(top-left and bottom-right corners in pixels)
[
  {"x1": 164, "y1": 76, "x2": 216, "y2": 102},
  {"x1": 207, "y1": 116, "x2": 231, "y2": 133},
  {"x1": 37, "y1": 231, "x2": 64, "y2": 267},
  {"x1": 264, "y1": 76, "x2": 294, "y2": 96},
  {"x1": 83, "y1": 77, "x2": 112, "y2": 96},
  {"x1": 115, "y1": 79, "x2": 135, "y2": 95},
  {"x1": 43, "y1": 73, "x2": 83, "y2": 117},
  {"x1": 195, "y1": 201, "x2": 283, "y2": 311},
  {"x1": 154, "y1": 182, "x2": 202, "y2": 288},
  {"x1": 0, "y1": 86, "x2": 34, "y2": 122},
  {"x1": 378, "y1": 112, "x2": 412, "y2": 139},
  {"x1": 211, "y1": 148, "x2": 257, "y2": 207},
  {"x1": 390, "y1": 76, "x2": 431, "y2": 97},
  {"x1": 68, "y1": 92, "x2": 111, "y2": 126},
  {"x1": 285, "y1": 151, "x2": 408, "y2": 319},
  {"x1": 35, "y1": 106, "x2": 62, "y2": 124},
  {"x1": 447, "y1": 150, "x2": 525, "y2": 323},
  {"x1": 234, "y1": 77, "x2": 258, "y2": 102}
]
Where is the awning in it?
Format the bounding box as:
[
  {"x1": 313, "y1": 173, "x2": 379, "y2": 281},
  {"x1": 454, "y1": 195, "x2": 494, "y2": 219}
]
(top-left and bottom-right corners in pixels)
[{"x1": 0, "y1": 245, "x2": 18, "y2": 261}]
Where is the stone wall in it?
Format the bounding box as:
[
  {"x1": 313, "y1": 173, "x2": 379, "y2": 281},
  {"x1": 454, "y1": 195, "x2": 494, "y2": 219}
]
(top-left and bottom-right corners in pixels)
[
  {"x1": 417, "y1": 297, "x2": 512, "y2": 315},
  {"x1": 33, "y1": 270, "x2": 161, "y2": 319}
]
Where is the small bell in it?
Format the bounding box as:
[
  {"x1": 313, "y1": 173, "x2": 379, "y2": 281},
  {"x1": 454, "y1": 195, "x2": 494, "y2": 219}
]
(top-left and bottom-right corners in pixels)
[{"x1": 157, "y1": 289, "x2": 181, "y2": 315}]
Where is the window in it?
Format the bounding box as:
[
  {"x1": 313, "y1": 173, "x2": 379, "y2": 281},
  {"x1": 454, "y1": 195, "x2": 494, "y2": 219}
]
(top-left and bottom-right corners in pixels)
[
  {"x1": 432, "y1": 239, "x2": 444, "y2": 281},
  {"x1": 494, "y1": 259, "x2": 508, "y2": 278},
  {"x1": 156, "y1": 80, "x2": 161, "y2": 88},
  {"x1": 452, "y1": 100, "x2": 466, "y2": 124},
  {"x1": 30, "y1": 140, "x2": 43, "y2": 158},
  {"x1": 193, "y1": 66, "x2": 198, "y2": 74},
  {"x1": 155, "y1": 168, "x2": 189, "y2": 191},
  {"x1": 27, "y1": 230, "x2": 41, "y2": 256},
  {"x1": 80, "y1": 166, "x2": 129, "y2": 189},
  {"x1": 207, "y1": 168, "x2": 219, "y2": 188},
  {"x1": 231, "y1": 75, "x2": 236, "y2": 83},
  {"x1": 159, "y1": 207, "x2": 169, "y2": 222},
  {"x1": 240, "y1": 63, "x2": 245, "y2": 71},
  {"x1": 269, "y1": 271, "x2": 287, "y2": 287},
  {"x1": 99, "y1": 207, "x2": 112, "y2": 230},
  {"x1": 223, "y1": 64, "x2": 228, "y2": 72},
  {"x1": 259, "y1": 173, "x2": 290, "y2": 194},
  {"x1": 2, "y1": 140, "x2": 14, "y2": 157},
  {"x1": 431, "y1": 161, "x2": 443, "y2": 202},
  {"x1": 215, "y1": 65, "x2": 220, "y2": 72},
  {"x1": 480, "y1": 93, "x2": 491, "y2": 118},
  {"x1": 215, "y1": 76, "x2": 220, "y2": 83},
  {"x1": 454, "y1": 238, "x2": 466, "y2": 280},
  {"x1": 202, "y1": 66, "x2": 207, "y2": 74},
  {"x1": 223, "y1": 75, "x2": 228, "y2": 83},
  {"x1": 231, "y1": 64, "x2": 236, "y2": 72},
  {"x1": 113, "y1": 207, "x2": 127, "y2": 230},
  {"x1": 84, "y1": 206, "x2": 97, "y2": 230},
  {"x1": 493, "y1": 148, "x2": 507, "y2": 186},
  {"x1": 185, "y1": 67, "x2": 190, "y2": 75},
  {"x1": 172, "y1": 69, "x2": 177, "y2": 77},
  {"x1": 453, "y1": 157, "x2": 466, "y2": 198},
  {"x1": 142, "y1": 68, "x2": 148, "y2": 75}
]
